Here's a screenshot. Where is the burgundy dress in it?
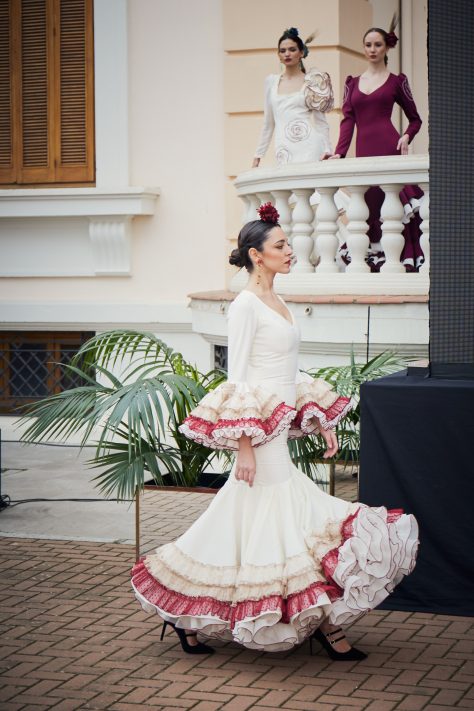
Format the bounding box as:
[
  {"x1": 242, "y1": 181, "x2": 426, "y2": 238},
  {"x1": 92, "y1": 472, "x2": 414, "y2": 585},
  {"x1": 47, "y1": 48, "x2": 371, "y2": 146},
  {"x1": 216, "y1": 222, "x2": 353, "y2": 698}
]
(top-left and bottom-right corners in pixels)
[{"x1": 335, "y1": 73, "x2": 424, "y2": 271}]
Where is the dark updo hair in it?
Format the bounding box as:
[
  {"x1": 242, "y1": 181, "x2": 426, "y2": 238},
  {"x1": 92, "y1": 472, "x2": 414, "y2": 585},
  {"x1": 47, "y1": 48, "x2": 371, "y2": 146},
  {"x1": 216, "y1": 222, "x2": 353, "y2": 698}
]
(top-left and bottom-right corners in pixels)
[
  {"x1": 278, "y1": 27, "x2": 307, "y2": 73},
  {"x1": 229, "y1": 219, "x2": 280, "y2": 271}
]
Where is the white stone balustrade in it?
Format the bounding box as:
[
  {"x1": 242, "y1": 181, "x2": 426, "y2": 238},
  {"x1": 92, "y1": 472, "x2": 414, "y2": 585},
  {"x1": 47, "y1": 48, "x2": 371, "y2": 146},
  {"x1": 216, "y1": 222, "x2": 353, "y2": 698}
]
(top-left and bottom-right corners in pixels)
[{"x1": 232, "y1": 154, "x2": 429, "y2": 296}]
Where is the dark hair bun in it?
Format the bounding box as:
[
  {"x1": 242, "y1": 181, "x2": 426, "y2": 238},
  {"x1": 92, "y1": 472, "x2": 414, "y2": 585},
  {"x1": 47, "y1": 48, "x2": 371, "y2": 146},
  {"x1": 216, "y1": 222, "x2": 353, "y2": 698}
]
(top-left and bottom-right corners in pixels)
[{"x1": 229, "y1": 247, "x2": 243, "y2": 267}]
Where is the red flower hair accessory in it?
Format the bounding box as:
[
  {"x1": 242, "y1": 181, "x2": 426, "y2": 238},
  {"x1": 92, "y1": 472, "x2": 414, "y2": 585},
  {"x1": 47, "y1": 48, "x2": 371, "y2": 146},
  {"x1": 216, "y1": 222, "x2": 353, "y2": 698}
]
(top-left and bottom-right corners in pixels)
[
  {"x1": 386, "y1": 31, "x2": 398, "y2": 48},
  {"x1": 257, "y1": 202, "x2": 280, "y2": 224}
]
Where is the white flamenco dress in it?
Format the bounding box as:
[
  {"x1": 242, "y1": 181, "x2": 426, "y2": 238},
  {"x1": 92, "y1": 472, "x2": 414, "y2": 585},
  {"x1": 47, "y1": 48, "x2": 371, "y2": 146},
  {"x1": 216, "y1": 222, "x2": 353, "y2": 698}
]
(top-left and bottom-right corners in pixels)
[
  {"x1": 131, "y1": 291, "x2": 419, "y2": 652},
  {"x1": 254, "y1": 68, "x2": 334, "y2": 165}
]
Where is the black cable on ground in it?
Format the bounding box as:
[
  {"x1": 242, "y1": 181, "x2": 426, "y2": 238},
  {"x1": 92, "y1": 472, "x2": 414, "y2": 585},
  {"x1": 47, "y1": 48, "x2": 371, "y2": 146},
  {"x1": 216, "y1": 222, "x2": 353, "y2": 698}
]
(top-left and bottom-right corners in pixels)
[{"x1": 7, "y1": 498, "x2": 133, "y2": 508}]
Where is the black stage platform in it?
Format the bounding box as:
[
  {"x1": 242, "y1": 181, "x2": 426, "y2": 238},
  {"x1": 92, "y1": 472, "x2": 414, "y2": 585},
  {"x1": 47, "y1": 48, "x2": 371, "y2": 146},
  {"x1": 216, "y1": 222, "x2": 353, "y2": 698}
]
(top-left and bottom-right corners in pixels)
[{"x1": 359, "y1": 370, "x2": 474, "y2": 617}]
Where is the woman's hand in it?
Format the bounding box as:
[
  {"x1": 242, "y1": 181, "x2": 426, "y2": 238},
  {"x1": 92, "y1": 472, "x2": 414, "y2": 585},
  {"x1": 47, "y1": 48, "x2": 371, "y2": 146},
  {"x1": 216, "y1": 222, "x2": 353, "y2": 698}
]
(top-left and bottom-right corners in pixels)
[
  {"x1": 321, "y1": 153, "x2": 341, "y2": 160},
  {"x1": 235, "y1": 434, "x2": 256, "y2": 487},
  {"x1": 252, "y1": 157, "x2": 261, "y2": 168},
  {"x1": 320, "y1": 428, "x2": 339, "y2": 458},
  {"x1": 397, "y1": 134, "x2": 410, "y2": 155}
]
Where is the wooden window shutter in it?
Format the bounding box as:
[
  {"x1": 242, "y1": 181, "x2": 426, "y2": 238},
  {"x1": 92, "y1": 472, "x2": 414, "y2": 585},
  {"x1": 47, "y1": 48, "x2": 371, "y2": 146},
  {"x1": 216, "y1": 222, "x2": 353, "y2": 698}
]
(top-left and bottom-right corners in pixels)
[
  {"x1": 0, "y1": 0, "x2": 94, "y2": 186},
  {"x1": 18, "y1": 0, "x2": 55, "y2": 183},
  {"x1": 54, "y1": 0, "x2": 94, "y2": 182},
  {"x1": 0, "y1": 0, "x2": 15, "y2": 183}
]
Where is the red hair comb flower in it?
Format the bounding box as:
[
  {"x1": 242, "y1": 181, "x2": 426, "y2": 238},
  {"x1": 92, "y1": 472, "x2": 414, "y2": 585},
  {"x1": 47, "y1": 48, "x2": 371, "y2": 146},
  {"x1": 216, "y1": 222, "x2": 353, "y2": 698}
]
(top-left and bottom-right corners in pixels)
[
  {"x1": 257, "y1": 202, "x2": 280, "y2": 224},
  {"x1": 386, "y1": 31, "x2": 398, "y2": 48}
]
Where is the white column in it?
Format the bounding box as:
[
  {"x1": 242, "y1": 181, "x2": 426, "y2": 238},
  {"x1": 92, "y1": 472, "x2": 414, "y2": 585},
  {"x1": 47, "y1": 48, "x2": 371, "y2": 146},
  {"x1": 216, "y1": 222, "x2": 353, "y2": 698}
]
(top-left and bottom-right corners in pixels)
[
  {"x1": 291, "y1": 189, "x2": 315, "y2": 273},
  {"x1": 345, "y1": 186, "x2": 370, "y2": 273},
  {"x1": 315, "y1": 187, "x2": 339, "y2": 273},
  {"x1": 256, "y1": 191, "x2": 273, "y2": 208},
  {"x1": 380, "y1": 184, "x2": 405, "y2": 273},
  {"x1": 271, "y1": 190, "x2": 292, "y2": 240},
  {"x1": 419, "y1": 186, "x2": 430, "y2": 274}
]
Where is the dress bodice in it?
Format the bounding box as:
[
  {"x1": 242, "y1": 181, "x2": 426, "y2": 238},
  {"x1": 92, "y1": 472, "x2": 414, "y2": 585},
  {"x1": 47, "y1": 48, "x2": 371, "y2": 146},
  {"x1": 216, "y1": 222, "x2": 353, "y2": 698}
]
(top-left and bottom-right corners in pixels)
[
  {"x1": 254, "y1": 71, "x2": 333, "y2": 164},
  {"x1": 335, "y1": 73, "x2": 422, "y2": 158},
  {"x1": 228, "y1": 290, "x2": 300, "y2": 405}
]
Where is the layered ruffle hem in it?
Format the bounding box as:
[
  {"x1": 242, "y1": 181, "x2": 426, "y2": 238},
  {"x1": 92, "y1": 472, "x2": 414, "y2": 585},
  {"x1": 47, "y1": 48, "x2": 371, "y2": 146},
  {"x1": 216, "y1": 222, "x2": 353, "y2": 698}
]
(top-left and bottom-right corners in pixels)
[
  {"x1": 131, "y1": 468, "x2": 419, "y2": 652},
  {"x1": 178, "y1": 373, "x2": 353, "y2": 451}
]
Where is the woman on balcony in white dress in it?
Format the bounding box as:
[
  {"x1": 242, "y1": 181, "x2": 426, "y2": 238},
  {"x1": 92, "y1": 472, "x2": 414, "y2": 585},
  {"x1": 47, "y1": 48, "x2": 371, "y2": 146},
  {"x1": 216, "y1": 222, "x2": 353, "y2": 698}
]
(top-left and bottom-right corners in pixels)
[
  {"x1": 131, "y1": 203, "x2": 419, "y2": 659},
  {"x1": 252, "y1": 27, "x2": 334, "y2": 167}
]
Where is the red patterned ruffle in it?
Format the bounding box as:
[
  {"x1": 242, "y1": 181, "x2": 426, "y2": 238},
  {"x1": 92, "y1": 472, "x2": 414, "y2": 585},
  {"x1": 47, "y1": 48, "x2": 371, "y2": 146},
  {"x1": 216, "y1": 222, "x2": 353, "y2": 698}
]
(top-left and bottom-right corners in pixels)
[
  {"x1": 132, "y1": 560, "x2": 339, "y2": 625},
  {"x1": 294, "y1": 395, "x2": 353, "y2": 434},
  {"x1": 180, "y1": 401, "x2": 295, "y2": 451},
  {"x1": 131, "y1": 506, "x2": 407, "y2": 626}
]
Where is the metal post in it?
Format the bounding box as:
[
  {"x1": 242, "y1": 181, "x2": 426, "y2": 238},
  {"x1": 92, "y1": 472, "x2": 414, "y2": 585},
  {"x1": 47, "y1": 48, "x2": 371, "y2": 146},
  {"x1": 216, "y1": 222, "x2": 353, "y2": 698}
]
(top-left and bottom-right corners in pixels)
[{"x1": 135, "y1": 486, "x2": 140, "y2": 562}]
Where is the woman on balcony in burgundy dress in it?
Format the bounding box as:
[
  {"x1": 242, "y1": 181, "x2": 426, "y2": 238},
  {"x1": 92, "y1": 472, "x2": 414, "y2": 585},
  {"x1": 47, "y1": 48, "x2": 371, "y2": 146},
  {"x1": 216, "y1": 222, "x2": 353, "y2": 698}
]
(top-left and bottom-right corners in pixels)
[{"x1": 327, "y1": 21, "x2": 424, "y2": 272}]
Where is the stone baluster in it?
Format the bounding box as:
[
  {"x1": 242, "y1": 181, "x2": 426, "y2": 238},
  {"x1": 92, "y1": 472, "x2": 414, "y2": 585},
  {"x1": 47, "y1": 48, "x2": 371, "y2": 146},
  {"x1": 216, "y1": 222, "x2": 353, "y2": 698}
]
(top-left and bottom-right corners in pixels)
[
  {"x1": 271, "y1": 190, "x2": 292, "y2": 241},
  {"x1": 291, "y1": 189, "x2": 315, "y2": 273},
  {"x1": 419, "y1": 186, "x2": 430, "y2": 274},
  {"x1": 315, "y1": 188, "x2": 339, "y2": 273},
  {"x1": 256, "y1": 191, "x2": 273, "y2": 208},
  {"x1": 241, "y1": 193, "x2": 260, "y2": 224},
  {"x1": 380, "y1": 184, "x2": 405, "y2": 273},
  {"x1": 345, "y1": 186, "x2": 370, "y2": 273}
]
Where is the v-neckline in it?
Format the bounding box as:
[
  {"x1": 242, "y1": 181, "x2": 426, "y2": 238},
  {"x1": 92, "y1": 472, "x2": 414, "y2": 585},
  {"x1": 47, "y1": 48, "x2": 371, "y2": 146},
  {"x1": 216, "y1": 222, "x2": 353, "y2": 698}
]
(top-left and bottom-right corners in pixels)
[
  {"x1": 357, "y1": 73, "x2": 393, "y2": 96},
  {"x1": 244, "y1": 290, "x2": 294, "y2": 326}
]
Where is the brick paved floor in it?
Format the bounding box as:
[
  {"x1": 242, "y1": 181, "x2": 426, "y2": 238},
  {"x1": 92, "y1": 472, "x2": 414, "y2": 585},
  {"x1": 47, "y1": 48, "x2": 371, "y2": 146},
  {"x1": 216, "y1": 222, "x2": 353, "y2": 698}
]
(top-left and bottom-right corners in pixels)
[{"x1": 1, "y1": 468, "x2": 474, "y2": 711}]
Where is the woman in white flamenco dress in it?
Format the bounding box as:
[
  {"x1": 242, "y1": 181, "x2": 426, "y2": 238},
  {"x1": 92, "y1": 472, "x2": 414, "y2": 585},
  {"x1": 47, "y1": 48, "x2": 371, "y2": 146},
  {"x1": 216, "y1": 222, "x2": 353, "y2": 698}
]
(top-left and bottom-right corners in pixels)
[
  {"x1": 131, "y1": 204, "x2": 419, "y2": 659},
  {"x1": 252, "y1": 27, "x2": 334, "y2": 168}
]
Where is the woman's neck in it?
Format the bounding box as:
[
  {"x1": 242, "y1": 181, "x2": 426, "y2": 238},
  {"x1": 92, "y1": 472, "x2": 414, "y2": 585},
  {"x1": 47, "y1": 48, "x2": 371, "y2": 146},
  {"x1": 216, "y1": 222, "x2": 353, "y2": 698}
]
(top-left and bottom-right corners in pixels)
[
  {"x1": 284, "y1": 65, "x2": 304, "y2": 79},
  {"x1": 246, "y1": 271, "x2": 275, "y2": 294},
  {"x1": 364, "y1": 62, "x2": 388, "y2": 75}
]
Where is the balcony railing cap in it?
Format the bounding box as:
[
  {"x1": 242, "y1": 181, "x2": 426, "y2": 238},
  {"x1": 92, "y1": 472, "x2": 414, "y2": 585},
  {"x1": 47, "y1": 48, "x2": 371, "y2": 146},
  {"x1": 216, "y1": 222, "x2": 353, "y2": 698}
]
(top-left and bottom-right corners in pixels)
[{"x1": 234, "y1": 154, "x2": 429, "y2": 194}]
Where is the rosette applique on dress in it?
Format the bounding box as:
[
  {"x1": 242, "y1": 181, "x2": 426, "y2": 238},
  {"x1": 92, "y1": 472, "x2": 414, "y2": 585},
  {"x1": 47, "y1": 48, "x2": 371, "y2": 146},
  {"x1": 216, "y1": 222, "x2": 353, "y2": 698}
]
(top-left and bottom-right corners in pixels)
[{"x1": 304, "y1": 68, "x2": 334, "y2": 113}]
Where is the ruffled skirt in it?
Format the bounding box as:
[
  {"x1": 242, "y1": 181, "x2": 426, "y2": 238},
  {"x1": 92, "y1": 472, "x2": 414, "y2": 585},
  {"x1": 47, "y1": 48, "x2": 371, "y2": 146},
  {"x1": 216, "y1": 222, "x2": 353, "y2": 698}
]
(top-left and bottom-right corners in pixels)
[{"x1": 131, "y1": 429, "x2": 418, "y2": 652}]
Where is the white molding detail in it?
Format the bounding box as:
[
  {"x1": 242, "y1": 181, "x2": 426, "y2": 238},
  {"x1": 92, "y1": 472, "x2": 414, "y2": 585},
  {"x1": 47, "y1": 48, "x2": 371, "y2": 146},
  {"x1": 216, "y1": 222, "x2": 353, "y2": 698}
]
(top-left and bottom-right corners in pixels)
[
  {"x1": 89, "y1": 217, "x2": 132, "y2": 275},
  {"x1": 0, "y1": 187, "x2": 160, "y2": 218},
  {"x1": 0, "y1": 302, "x2": 192, "y2": 332},
  {"x1": 0, "y1": 188, "x2": 159, "y2": 277}
]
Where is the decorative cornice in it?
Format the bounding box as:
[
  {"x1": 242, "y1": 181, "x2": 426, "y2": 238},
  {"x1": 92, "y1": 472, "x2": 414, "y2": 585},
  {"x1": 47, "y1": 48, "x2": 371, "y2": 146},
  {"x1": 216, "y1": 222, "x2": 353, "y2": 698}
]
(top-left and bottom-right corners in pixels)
[{"x1": 0, "y1": 187, "x2": 160, "y2": 218}]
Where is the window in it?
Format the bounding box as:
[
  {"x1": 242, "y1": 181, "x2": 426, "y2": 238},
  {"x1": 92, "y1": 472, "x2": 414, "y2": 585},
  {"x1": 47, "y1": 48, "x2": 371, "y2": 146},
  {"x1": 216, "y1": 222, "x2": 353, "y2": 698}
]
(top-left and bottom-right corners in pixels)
[
  {"x1": 0, "y1": 331, "x2": 94, "y2": 413},
  {"x1": 214, "y1": 344, "x2": 228, "y2": 372},
  {"x1": 0, "y1": 0, "x2": 95, "y2": 186}
]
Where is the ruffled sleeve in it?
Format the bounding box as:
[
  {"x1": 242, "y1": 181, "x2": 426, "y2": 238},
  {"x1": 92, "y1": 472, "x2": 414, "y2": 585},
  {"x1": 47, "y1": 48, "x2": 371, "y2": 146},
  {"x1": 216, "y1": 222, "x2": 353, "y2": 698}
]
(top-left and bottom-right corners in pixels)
[
  {"x1": 178, "y1": 294, "x2": 295, "y2": 450},
  {"x1": 304, "y1": 68, "x2": 334, "y2": 113},
  {"x1": 289, "y1": 371, "x2": 353, "y2": 438}
]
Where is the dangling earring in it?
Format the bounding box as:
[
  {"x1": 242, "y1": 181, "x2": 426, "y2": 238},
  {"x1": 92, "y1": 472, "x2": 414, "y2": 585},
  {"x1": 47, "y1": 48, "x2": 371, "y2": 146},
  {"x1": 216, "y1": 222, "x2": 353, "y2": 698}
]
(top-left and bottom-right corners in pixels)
[{"x1": 256, "y1": 259, "x2": 262, "y2": 286}]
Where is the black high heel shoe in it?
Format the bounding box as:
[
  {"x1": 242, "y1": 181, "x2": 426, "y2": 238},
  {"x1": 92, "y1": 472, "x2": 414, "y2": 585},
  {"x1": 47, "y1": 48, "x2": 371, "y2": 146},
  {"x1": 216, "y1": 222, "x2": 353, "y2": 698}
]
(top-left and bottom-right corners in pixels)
[
  {"x1": 310, "y1": 627, "x2": 367, "y2": 661},
  {"x1": 160, "y1": 621, "x2": 215, "y2": 655}
]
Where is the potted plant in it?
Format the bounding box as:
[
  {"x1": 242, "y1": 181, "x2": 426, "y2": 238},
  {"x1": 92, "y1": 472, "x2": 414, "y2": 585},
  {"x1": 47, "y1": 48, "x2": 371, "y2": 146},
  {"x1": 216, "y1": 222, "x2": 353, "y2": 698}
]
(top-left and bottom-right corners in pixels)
[
  {"x1": 20, "y1": 330, "x2": 406, "y2": 500},
  {"x1": 20, "y1": 330, "x2": 228, "y2": 499},
  {"x1": 289, "y1": 349, "x2": 407, "y2": 482}
]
